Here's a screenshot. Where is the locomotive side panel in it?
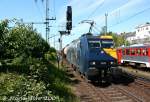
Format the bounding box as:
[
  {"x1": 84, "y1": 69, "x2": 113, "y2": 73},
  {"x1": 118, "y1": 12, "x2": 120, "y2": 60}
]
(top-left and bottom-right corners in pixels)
[{"x1": 66, "y1": 40, "x2": 79, "y2": 68}]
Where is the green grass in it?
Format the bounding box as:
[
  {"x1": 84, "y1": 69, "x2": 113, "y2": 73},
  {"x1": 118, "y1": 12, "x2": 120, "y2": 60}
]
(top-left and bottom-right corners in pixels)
[
  {"x1": 0, "y1": 58, "x2": 78, "y2": 102},
  {"x1": 43, "y1": 60, "x2": 78, "y2": 102}
]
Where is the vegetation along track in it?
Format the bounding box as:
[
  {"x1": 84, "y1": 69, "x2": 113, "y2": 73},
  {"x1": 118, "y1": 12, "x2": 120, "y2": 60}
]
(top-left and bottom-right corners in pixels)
[{"x1": 69, "y1": 67, "x2": 150, "y2": 102}]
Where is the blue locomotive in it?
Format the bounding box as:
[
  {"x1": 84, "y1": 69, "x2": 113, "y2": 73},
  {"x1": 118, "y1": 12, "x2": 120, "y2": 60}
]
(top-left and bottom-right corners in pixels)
[{"x1": 64, "y1": 33, "x2": 116, "y2": 82}]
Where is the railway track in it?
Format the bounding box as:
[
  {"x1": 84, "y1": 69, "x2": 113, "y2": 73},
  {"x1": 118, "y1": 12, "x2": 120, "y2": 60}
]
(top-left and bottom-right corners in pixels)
[
  {"x1": 84, "y1": 83, "x2": 145, "y2": 102},
  {"x1": 134, "y1": 78, "x2": 150, "y2": 88},
  {"x1": 64, "y1": 59, "x2": 150, "y2": 102},
  {"x1": 69, "y1": 67, "x2": 150, "y2": 102},
  {"x1": 124, "y1": 78, "x2": 150, "y2": 101},
  {"x1": 118, "y1": 66, "x2": 150, "y2": 81}
]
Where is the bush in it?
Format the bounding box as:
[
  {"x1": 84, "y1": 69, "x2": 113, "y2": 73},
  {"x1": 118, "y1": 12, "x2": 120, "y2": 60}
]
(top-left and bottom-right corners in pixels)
[
  {"x1": 0, "y1": 20, "x2": 77, "y2": 102},
  {"x1": 0, "y1": 73, "x2": 61, "y2": 101}
]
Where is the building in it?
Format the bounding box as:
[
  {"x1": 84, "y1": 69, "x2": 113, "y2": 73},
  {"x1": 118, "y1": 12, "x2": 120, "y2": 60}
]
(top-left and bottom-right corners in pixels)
[
  {"x1": 126, "y1": 32, "x2": 136, "y2": 42},
  {"x1": 126, "y1": 22, "x2": 150, "y2": 44}
]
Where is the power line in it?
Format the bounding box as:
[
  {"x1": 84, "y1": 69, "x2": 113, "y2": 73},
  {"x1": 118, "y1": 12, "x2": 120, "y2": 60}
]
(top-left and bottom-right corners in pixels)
[
  {"x1": 34, "y1": 0, "x2": 45, "y2": 20},
  {"x1": 33, "y1": 0, "x2": 56, "y2": 44},
  {"x1": 69, "y1": 0, "x2": 105, "y2": 33},
  {"x1": 109, "y1": 7, "x2": 150, "y2": 28},
  {"x1": 86, "y1": 0, "x2": 105, "y2": 20},
  {"x1": 93, "y1": 25, "x2": 101, "y2": 33},
  {"x1": 94, "y1": 0, "x2": 132, "y2": 30},
  {"x1": 53, "y1": 0, "x2": 56, "y2": 18},
  {"x1": 71, "y1": 0, "x2": 133, "y2": 33}
]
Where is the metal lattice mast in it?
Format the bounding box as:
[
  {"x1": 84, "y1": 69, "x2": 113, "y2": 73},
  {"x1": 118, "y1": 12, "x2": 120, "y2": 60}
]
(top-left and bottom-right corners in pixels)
[
  {"x1": 45, "y1": 0, "x2": 49, "y2": 42},
  {"x1": 105, "y1": 13, "x2": 108, "y2": 35}
]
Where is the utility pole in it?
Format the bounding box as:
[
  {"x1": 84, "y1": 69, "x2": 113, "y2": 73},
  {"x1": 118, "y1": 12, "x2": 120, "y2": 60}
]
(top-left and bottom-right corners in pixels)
[
  {"x1": 34, "y1": 0, "x2": 56, "y2": 44},
  {"x1": 45, "y1": 0, "x2": 56, "y2": 43},
  {"x1": 105, "y1": 13, "x2": 108, "y2": 35},
  {"x1": 45, "y1": 0, "x2": 49, "y2": 42}
]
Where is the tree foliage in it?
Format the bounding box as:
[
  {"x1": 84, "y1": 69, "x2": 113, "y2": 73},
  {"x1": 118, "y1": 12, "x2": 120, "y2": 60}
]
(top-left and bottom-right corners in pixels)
[
  {"x1": 0, "y1": 20, "x2": 76, "y2": 102},
  {"x1": 0, "y1": 21, "x2": 50, "y2": 59},
  {"x1": 0, "y1": 20, "x2": 9, "y2": 59}
]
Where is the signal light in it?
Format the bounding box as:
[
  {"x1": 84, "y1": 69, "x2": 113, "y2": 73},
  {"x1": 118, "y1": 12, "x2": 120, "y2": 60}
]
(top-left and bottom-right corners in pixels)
[
  {"x1": 66, "y1": 6, "x2": 72, "y2": 21},
  {"x1": 66, "y1": 21, "x2": 72, "y2": 31},
  {"x1": 66, "y1": 6, "x2": 72, "y2": 30}
]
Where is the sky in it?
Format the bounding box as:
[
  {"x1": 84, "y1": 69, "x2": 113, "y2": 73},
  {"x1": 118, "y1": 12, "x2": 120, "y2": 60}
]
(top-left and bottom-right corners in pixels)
[{"x1": 0, "y1": 0, "x2": 150, "y2": 49}]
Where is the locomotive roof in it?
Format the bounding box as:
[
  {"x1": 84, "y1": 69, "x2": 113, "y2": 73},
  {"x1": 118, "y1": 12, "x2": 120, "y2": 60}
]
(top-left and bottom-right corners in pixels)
[
  {"x1": 80, "y1": 33, "x2": 101, "y2": 40},
  {"x1": 87, "y1": 36, "x2": 101, "y2": 40},
  {"x1": 100, "y1": 35, "x2": 113, "y2": 39},
  {"x1": 119, "y1": 44, "x2": 150, "y2": 49},
  {"x1": 65, "y1": 34, "x2": 101, "y2": 49}
]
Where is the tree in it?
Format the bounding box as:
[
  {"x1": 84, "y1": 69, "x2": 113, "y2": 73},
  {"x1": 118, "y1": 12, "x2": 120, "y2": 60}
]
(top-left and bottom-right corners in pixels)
[
  {"x1": 0, "y1": 19, "x2": 9, "y2": 59},
  {"x1": 0, "y1": 19, "x2": 50, "y2": 60}
]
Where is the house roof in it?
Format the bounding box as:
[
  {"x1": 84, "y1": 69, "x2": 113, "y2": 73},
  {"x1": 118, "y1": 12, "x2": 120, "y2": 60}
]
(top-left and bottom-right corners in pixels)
[{"x1": 135, "y1": 22, "x2": 150, "y2": 29}]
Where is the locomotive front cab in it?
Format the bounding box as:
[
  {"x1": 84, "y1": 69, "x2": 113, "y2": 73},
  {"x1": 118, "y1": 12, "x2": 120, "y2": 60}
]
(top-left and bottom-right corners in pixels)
[
  {"x1": 100, "y1": 37, "x2": 117, "y2": 66},
  {"x1": 86, "y1": 38, "x2": 116, "y2": 81},
  {"x1": 87, "y1": 39, "x2": 101, "y2": 76}
]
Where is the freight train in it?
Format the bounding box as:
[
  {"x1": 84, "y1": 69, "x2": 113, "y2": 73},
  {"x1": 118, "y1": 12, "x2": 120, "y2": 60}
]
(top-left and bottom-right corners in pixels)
[
  {"x1": 117, "y1": 44, "x2": 150, "y2": 68},
  {"x1": 63, "y1": 33, "x2": 117, "y2": 82}
]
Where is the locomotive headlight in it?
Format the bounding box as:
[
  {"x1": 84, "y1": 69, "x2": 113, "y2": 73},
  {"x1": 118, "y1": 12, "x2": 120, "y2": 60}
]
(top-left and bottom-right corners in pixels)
[
  {"x1": 90, "y1": 61, "x2": 96, "y2": 65},
  {"x1": 110, "y1": 62, "x2": 114, "y2": 64},
  {"x1": 101, "y1": 51, "x2": 104, "y2": 53},
  {"x1": 92, "y1": 62, "x2": 96, "y2": 65}
]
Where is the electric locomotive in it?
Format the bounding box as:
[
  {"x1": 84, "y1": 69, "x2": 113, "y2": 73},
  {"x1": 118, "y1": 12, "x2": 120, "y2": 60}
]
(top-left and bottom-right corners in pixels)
[{"x1": 65, "y1": 33, "x2": 116, "y2": 82}]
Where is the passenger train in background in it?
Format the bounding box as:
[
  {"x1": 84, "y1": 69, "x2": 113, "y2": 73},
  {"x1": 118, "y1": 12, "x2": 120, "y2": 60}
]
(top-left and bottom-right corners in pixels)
[
  {"x1": 117, "y1": 44, "x2": 150, "y2": 68},
  {"x1": 63, "y1": 33, "x2": 117, "y2": 82}
]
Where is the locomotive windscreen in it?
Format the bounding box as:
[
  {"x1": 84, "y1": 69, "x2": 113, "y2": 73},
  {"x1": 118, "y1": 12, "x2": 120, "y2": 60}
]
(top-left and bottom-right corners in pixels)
[
  {"x1": 101, "y1": 39, "x2": 114, "y2": 48},
  {"x1": 88, "y1": 40, "x2": 101, "y2": 48}
]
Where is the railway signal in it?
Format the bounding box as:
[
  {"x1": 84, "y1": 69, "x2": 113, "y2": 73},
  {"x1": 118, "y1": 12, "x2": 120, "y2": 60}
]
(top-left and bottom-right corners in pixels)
[{"x1": 66, "y1": 6, "x2": 72, "y2": 33}]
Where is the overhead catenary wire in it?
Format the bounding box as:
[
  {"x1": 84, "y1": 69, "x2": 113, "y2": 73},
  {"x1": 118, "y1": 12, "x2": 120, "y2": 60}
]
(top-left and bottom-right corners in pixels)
[
  {"x1": 85, "y1": 0, "x2": 131, "y2": 31},
  {"x1": 109, "y1": 7, "x2": 150, "y2": 28},
  {"x1": 41, "y1": 0, "x2": 45, "y2": 12},
  {"x1": 34, "y1": 0, "x2": 45, "y2": 20},
  {"x1": 93, "y1": 25, "x2": 101, "y2": 33},
  {"x1": 33, "y1": 0, "x2": 56, "y2": 43},
  {"x1": 90, "y1": 0, "x2": 132, "y2": 30},
  {"x1": 86, "y1": 0, "x2": 105, "y2": 20},
  {"x1": 53, "y1": 0, "x2": 56, "y2": 18},
  {"x1": 69, "y1": 0, "x2": 105, "y2": 33}
]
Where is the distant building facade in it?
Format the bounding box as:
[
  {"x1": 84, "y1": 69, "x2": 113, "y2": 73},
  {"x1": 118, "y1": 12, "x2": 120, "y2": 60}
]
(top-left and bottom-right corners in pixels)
[{"x1": 126, "y1": 22, "x2": 150, "y2": 44}]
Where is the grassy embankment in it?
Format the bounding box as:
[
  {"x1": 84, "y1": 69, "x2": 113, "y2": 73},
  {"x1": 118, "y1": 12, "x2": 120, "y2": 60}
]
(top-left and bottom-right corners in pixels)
[{"x1": 0, "y1": 20, "x2": 78, "y2": 102}]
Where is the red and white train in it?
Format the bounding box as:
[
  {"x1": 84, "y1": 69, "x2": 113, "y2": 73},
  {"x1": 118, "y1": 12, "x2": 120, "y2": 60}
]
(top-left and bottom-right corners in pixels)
[{"x1": 117, "y1": 44, "x2": 150, "y2": 68}]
